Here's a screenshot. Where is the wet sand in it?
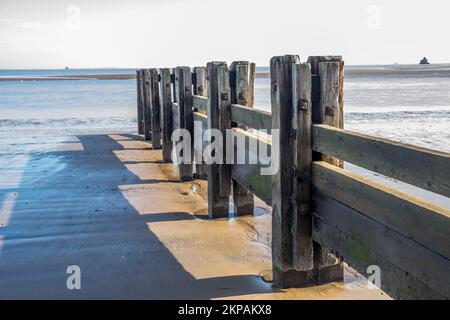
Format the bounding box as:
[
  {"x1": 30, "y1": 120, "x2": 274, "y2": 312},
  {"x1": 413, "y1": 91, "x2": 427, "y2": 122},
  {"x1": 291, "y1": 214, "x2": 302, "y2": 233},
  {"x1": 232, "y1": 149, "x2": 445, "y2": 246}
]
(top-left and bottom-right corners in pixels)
[{"x1": 0, "y1": 132, "x2": 388, "y2": 299}]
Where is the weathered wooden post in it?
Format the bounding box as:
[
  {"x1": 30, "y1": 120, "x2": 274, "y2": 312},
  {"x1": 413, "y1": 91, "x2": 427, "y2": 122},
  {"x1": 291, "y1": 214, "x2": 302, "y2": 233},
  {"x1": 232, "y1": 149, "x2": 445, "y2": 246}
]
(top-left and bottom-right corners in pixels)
[
  {"x1": 206, "y1": 62, "x2": 231, "y2": 219},
  {"x1": 193, "y1": 66, "x2": 208, "y2": 180},
  {"x1": 159, "y1": 68, "x2": 173, "y2": 162},
  {"x1": 230, "y1": 61, "x2": 255, "y2": 216},
  {"x1": 142, "y1": 69, "x2": 152, "y2": 141},
  {"x1": 149, "y1": 68, "x2": 162, "y2": 149},
  {"x1": 271, "y1": 55, "x2": 310, "y2": 287},
  {"x1": 174, "y1": 66, "x2": 194, "y2": 181},
  {"x1": 136, "y1": 70, "x2": 144, "y2": 135},
  {"x1": 291, "y1": 62, "x2": 314, "y2": 272},
  {"x1": 307, "y1": 55, "x2": 345, "y2": 283}
]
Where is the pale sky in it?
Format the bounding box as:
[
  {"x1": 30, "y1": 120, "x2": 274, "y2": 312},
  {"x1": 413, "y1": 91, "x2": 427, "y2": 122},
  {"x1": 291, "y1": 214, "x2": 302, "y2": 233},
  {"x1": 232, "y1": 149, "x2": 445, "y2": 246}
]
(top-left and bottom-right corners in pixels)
[{"x1": 1, "y1": 0, "x2": 449, "y2": 68}]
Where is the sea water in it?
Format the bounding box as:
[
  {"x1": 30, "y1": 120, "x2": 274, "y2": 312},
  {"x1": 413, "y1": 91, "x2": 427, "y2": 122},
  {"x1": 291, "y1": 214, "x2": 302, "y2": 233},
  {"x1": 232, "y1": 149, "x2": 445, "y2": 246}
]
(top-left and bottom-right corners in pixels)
[{"x1": 1, "y1": 66, "x2": 449, "y2": 153}]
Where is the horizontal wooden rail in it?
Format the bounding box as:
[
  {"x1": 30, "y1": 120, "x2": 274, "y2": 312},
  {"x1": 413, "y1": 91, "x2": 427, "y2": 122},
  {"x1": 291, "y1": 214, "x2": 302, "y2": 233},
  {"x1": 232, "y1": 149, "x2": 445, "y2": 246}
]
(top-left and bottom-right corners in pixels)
[
  {"x1": 312, "y1": 191, "x2": 450, "y2": 299},
  {"x1": 312, "y1": 161, "x2": 450, "y2": 258},
  {"x1": 312, "y1": 161, "x2": 450, "y2": 298},
  {"x1": 312, "y1": 124, "x2": 450, "y2": 197},
  {"x1": 193, "y1": 95, "x2": 207, "y2": 112},
  {"x1": 230, "y1": 104, "x2": 272, "y2": 130},
  {"x1": 230, "y1": 128, "x2": 272, "y2": 204}
]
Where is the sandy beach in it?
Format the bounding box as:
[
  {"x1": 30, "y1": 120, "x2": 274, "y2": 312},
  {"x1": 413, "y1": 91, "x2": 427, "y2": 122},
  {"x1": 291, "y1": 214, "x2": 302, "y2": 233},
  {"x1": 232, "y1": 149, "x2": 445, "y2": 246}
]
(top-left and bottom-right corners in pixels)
[{"x1": 0, "y1": 132, "x2": 388, "y2": 299}]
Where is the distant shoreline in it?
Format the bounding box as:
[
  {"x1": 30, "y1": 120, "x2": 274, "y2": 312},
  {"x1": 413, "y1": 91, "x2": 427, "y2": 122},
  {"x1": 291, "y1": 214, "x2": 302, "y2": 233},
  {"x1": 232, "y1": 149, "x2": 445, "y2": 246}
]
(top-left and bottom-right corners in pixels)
[
  {"x1": 2, "y1": 66, "x2": 450, "y2": 82},
  {"x1": 0, "y1": 74, "x2": 135, "y2": 82}
]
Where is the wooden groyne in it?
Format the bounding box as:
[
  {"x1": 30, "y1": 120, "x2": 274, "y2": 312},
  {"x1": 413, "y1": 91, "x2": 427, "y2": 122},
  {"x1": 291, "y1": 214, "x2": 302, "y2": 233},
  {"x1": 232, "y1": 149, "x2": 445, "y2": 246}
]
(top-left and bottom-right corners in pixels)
[{"x1": 135, "y1": 55, "x2": 450, "y2": 300}]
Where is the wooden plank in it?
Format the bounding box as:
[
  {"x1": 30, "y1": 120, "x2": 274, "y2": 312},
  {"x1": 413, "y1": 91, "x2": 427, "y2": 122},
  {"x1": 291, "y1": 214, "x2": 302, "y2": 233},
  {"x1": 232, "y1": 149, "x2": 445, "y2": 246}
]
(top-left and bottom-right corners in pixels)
[
  {"x1": 142, "y1": 69, "x2": 152, "y2": 141},
  {"x1": 312, "y1": 191, "x2": 450, "y2": 299},
  {"x1": 291, "y1": 62, "x2": 313, "y2": 271},
  {"x1": 230, "y1": 61, "x2": 255, "y2": 216},
  {"x1": 312, "y1": 124, "x2": 450, "y2": 198},
  {"x1": 193, "y1": 95, "x2": 208, "y2": 113},
  {"x1": 193, "y1": 111, "x2": 208, "y2": 177},
  {"x1": 159, "y1": 68, "x2": 173, "y2": 162},
  {"x1": 248, "y1": 62, "x2": 255, "y2": 108},
  {"x1": 312, "y1": 161, "x2": 450, "y2": 259},
  {"x1": 307, "y1": 56, "x2": 343, "y2": 125},
  {"x1": 318, "y1": 62, "x2": 340, "y2": 165},
  {"x1": 270, "y1": 55, "x2": 308, "y2": 287},
  {"x1": 206, "y1": 61, "x2": 231, "y2": 219},
  {"x1": 174, "y1": 67, "x2": 193, "y2": 181},
  {"x1": 136, "y1": 70, "x2": 144, "y2": 135},
  {"x1": 192, "y1": 67, "x2": 208, "y2": 180},
  {"x1": 230, "y1": 104, "x2": 272, "y2": 130},
  {"x1": 149, "y1": 68, "x2": 162, "y2": 149},
  {"x1": 193, "y1": 67, "x2": 208, "y2": 97},
  {"x1": 231, "y1": 128, "x2": 272, "y2": 205},
  {"x1": 308, "y1": 57, "x2": 344, "y2": 283}
]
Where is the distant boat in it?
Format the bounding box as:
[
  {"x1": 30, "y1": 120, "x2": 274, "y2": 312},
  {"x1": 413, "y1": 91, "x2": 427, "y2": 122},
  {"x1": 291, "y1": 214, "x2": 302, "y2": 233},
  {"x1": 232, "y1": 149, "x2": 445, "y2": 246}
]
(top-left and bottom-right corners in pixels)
[
  {"x1": 65, "y1": 66, "x2": 69, "y2": 70},
  {"x1": 419, "y1": 57, "x2": 430, "y2": 65}
]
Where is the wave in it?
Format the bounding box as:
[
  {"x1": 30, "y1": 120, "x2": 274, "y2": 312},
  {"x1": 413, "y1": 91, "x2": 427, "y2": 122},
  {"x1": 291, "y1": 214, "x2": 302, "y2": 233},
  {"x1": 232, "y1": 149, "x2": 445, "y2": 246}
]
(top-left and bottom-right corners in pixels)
[
  {"x1": 345, "y1": 110, "x2": 450, "y2": 122},
  {"x1": 0, "y1": 116, "x2": 136, "y2": 128}
]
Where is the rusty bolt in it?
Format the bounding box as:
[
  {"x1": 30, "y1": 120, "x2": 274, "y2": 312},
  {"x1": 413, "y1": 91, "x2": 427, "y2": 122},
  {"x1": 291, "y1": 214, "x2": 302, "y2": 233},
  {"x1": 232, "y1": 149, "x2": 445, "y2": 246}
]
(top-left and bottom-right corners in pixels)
[
  {"x1": 299, "y1": 99, "x2": 308, "y2": 112},
  {"x1": 221, "y1": 92, "x2": 228, "y2": 101},
  {"x1": 325, "y1": 106, "x2": 335, "y2": 116}
]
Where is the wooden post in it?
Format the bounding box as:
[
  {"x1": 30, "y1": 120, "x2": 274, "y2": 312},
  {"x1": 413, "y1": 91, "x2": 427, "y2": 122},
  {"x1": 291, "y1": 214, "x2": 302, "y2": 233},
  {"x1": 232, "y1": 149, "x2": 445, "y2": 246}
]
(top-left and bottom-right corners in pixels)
[
  {"x1": 193, "y1": 66, "x2": 208, "y2": 180},
  {"x1": 136, "y1": 70, "x2": 144, "y2": 135},
  {"x1": 230, "y1": 61, "x2": 255, "y2": 216},
  {"x1": 149, "y1": 68, "x2": 162, "y2": 149},
  {"x1": 159, "y1": 68, "x2": 173, "y2": 162},
  {"x1": 142, "y1": 69, "x2": 152, "y2": 141},
  {"x1": 307, "y1": 55, "x2": 345, "y2": 283},
  {"x1": 270, "y1": 55, "x2": 308, "y2": 287},
  {"x1": 174, "y1": 66, "x2": 194, "y2": 181},
  {"x1": 207, "y1": 62, "x2": 231, "y2": 219},
  {"x1": 292, "y1": 62, "x2": 314, "y2": 272}
]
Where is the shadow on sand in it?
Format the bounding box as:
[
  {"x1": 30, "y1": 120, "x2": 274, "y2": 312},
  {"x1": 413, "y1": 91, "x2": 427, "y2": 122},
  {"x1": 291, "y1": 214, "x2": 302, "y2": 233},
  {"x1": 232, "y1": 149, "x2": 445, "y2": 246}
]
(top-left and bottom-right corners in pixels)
[{"x1": 0, "y1": 133, "x2": 277, "y2": 299}]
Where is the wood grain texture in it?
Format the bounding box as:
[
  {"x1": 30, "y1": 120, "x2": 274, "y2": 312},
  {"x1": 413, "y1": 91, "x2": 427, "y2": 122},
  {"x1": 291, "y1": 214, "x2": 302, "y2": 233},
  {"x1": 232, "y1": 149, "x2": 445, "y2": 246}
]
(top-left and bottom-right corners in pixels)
[
  {"x1": 159, "y1": 68, "x2": 173, "y2": 162},
  {"x1": 291, "y1": 62, "x2": 313, "y2": 271},
  {"x1": 136, "y1": 70, "x2": 144, "y2": 135},
  {"x1": 206, "y1": 61, "x2": 231, "y2": 219},
  {"x1": 192, "y1": 67, "x2": 208, "y2": 180},
  {"x1": 312, "y1": 160, "x2": 450, "y2": 259},
  {"x1": 308, "y1": 56, "x2": 344, "y2": 282},
  {"x1": 174, "y1": 67, "x2": 193, "y2": 181},
  {"x1": 231, "y1": 128, "x2": 271, "y2": 205},
  {"x1": 149, "y1": 68, "x2": 162, "y2": 149},
  {"x1": 312, "y1": 124, "x2": 450, "y2": 198},
  {"x1": 142, "y1": 69, "x2": 152, "y2": 141},
  {"x1": 230, "y1": 104, "x2": 272, "y2": 131},
  {"x1": 270, "y1": 55, "x2": 308, "y2": 287},
  {"x1": 318, "y1": 62, "x2": 340, "y2": 165},
  {"x1": 313, "y1": 191, "x2": 449, "y2": 299},
  {"x1": 230, "y1": 61, "x2": 255, "y2": 216}
]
